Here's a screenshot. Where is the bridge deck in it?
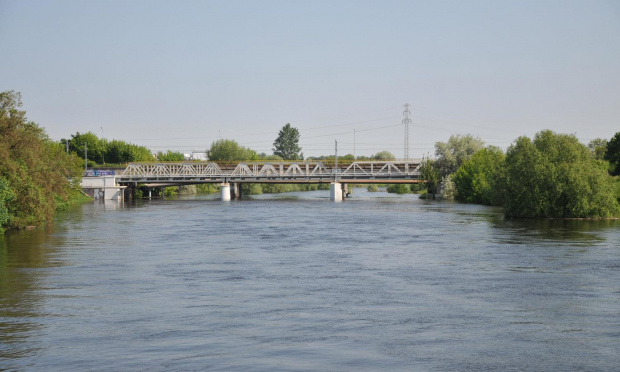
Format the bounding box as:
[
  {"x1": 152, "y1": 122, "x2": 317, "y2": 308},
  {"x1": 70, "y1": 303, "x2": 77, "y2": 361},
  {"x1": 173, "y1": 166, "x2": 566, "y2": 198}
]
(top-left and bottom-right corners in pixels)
[{"x1": 113, "y1": 160, "x2": 423, "y2": 185}]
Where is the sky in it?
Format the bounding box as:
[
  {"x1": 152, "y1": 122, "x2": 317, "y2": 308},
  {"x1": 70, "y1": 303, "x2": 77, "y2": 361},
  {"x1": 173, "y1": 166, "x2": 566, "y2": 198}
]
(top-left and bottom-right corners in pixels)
[{"x1": 1, "y1": 0, "x2": 619, "y2": 159}]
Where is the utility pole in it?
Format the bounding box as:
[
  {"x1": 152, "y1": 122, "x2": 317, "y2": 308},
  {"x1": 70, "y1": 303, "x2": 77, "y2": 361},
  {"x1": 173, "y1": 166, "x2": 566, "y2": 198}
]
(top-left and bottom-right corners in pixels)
[
  {"x1": 403, "y1": 103, "x2": 411, "y2": 160},
  {"x1": 101, "y1": 126, "x2": 105, "y2": 165},
  {"x1": 85, "y1": 142, "x2": 88, "y2": 170},
  {"x1": 65, "y1": 140, "x2": 69, "y2": 153},
  {"x1": 353, "y1": 129, "x2": 356, "y2": 160},
  {"x1": 335, "y1": 140, "x2": 338, "y2": 173}
]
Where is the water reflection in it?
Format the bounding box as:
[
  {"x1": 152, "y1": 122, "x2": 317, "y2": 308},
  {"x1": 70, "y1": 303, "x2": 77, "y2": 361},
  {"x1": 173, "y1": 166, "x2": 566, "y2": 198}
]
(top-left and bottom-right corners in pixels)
[
  {"x1": 492, "y1": 217, "x2": 618, "y2": 245},
  {"x1": 1, "y1": 228, "x2": 53, "y2": 360},
  {"x1": 0, "y1": 205, "x2": 84, "y2": 361}
]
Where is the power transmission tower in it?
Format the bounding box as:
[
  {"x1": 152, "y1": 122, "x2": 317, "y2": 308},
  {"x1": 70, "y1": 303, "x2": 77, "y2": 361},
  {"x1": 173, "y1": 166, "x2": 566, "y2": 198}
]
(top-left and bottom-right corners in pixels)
[{"x1": 403, "y1": 103, "x2": 411, "y2": 160}]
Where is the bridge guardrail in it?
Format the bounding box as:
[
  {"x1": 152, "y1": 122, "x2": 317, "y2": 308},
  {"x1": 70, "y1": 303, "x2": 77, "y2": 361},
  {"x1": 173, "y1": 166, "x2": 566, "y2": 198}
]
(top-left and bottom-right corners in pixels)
[{"x1": 83, "y1": 170, "x2": 116, "y2": 177}]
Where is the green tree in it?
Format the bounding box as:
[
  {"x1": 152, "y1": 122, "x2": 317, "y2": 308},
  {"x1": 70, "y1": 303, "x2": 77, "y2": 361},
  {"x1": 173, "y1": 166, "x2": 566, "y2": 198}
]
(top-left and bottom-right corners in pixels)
[
  {"x1": 0, "y1": 177, "x2": 15, "y2": 233},
  {"x1": 605, "y1": 132, "x2": 620, "y2": 176},
  {"x1": 503, "y1": 130, "x2": 618, "y2": 218},
  {"x1": 273, "y1": 123, "x2": 302, "y2": 160},
  {"x1": 420, "y1": 157, "x2": 440, "y2": 195},
  {"x1": 439, "y1": 175, "x2": 457, "y2": 200},
  {"x1": 435, "y1": 134, "x2": 485, "y2": 177},
  {"x1": 0, "y1": 90, "x2": 84, "y2": 230},
  {"x1": 207, "y1": 139, "x2": 257, "y2": 161},
  {"x1": 66, "y1": 132, "x2": 106, "y2": 165},
  {"x1": 372, "y1": 151, "x2": 396, "y2": 160},
  {"x1": 452, "y1": 146, "x2": 505, "y2": 205},
  {"x1": 588, "y1": 138, "x2": 608, "y2": 161},
  {"x1": 157, "y1": 150, "x2": 185, "y2": 161},
  {"x1": 74, "y1": 137, "x2": 153, "y2": 164}
]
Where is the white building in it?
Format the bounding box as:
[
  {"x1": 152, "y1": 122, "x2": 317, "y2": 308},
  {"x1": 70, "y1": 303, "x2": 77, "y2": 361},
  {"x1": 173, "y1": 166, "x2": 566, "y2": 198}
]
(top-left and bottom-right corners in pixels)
[{"x1": 190, "y1": 152, "x2": 208, "y2": 161}]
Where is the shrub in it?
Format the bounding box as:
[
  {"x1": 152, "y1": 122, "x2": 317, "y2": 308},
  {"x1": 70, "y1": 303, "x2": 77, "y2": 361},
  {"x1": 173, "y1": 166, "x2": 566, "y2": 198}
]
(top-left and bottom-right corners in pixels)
[{"x1": 387, "y1": 184, "x2": 411, "y2": 194}]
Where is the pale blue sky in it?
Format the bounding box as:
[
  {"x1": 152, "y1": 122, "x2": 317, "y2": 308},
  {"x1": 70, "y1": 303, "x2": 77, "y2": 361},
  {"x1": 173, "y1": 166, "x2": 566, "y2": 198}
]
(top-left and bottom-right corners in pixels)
[{"x1": 1, "y1": 0, "x2": 619, "y2": 158}]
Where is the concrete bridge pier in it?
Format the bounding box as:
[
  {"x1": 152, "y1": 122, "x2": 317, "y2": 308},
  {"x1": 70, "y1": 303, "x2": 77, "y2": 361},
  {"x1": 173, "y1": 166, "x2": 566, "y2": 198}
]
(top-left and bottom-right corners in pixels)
[
  {"x1": 343, "y1": 183, "x2": 350, "y2": 198},
  {"x1": 330, "y1": 182, "x2": 343, "y2": 201},
  {"x1": 221, "y1": 183, "x2": 231, "y2": 201},
  {"x1": 230, "y1": 183, "x2": 241, "y2": 200}
]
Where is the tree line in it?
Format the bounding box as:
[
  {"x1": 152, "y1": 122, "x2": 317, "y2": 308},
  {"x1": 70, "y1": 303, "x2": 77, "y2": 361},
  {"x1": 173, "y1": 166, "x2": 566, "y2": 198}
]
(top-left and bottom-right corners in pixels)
[
  {"x1": 0, "y1": 91, "x2": 85, "y2": 232},
  {"x1": 2, "y1": 88, "x2": 618, "y2": 232},
  {"x1": 420, "y1": 131, "x2": 620, "y2": 219}
]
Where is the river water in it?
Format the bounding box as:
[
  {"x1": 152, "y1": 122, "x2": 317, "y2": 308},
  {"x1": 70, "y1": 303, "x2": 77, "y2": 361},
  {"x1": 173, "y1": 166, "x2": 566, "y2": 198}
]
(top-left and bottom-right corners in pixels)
[{"x1": 1, "y1": 190, "x2": 619, "y2": 371}]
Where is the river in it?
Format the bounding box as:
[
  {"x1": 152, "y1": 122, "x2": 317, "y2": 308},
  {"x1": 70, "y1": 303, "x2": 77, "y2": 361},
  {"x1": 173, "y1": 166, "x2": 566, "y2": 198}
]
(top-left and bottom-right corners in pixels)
[{"x1": 1, "y1": 189, "x2": 619, "y2": 371}]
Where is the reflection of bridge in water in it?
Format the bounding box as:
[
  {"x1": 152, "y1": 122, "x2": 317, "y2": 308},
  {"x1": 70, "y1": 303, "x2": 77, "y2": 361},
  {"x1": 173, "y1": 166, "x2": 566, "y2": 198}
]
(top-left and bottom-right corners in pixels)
[{"x1": 87, "y1": 160, "x2": 424, "y2": 201}]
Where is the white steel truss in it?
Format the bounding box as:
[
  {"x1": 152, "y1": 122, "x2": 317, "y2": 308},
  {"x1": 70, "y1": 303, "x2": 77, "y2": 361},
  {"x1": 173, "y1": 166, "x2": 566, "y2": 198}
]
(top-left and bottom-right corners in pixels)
[{"x1": 116, "y1": 160, "x2": 422, "y2": 182}]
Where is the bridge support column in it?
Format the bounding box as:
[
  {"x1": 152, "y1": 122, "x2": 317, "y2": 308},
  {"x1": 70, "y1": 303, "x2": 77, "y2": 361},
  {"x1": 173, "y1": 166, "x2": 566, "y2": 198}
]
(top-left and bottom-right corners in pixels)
[
  {"x1": 330, "y1": 182, "x2": 343, "y2": 201},
  {"x1": 220, "y1": 183, "x2": 231, "y2": 201},
  {"x1": 230, "y1": 183, "x2": 241, "y2": 200}
]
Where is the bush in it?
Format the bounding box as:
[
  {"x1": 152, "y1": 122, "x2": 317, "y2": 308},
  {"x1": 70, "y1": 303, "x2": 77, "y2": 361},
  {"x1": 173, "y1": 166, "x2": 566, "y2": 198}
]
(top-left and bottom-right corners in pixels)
[
  {"x1": 195, "y1": 184, "x2": 219, "y2": 194},
  {"x1": 452, "y1": 146, "x2": 505, "y2": 205},
  {"x1": 439, "y1": 175, "x2": 456, "y2": 200},
  {"x1": 409, "y1": 183, "x2": 424, "y2": 193},
  {"x1": 164, "y1": 187, "x2": 178, "y2": 197},
  {"x1": 502, "y1": 130, "x2": 618, "y2": 218},
  {"x1": 367, "y1": 184, "x2": 380, "y2": 192},
  {"x1": 387, "y1": 184, "x2": 411, "y2": 194}
]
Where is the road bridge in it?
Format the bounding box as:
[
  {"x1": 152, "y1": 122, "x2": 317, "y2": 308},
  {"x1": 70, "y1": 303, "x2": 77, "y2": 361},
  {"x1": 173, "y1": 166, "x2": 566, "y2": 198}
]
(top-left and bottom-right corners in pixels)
[{"x1": 90, "y1": 160, "x2": 424, "y2": 201}]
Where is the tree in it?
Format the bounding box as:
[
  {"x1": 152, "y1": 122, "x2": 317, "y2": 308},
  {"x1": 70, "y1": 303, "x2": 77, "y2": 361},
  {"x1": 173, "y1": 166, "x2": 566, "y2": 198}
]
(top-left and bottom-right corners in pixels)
[
  {"x1": 452, "y1": 146, "x2": 505, "y2": 205},
  {"x1": 439, "y1": 175, "x2": 457, "y2": 200},
  {"x1": 0, "y1": 177, "x2": 15, "y2": 233},
  {"x1": 66, "y1": 132, "x2": 106, "y2": 165},
  {"x1": 435, "y1": 134, "x2": 485, "y2": 177},
  {"x1": 157, "y1": 150, "x2": 185, "y2": 161},
  {"x1": 65, "y1": 135, "x2": 153, "y2": 164},
  {"x1": 502, "y1": 130, "x2": 618, "y2": 218},
  {"x1": 372, "y1": 151, "x2": 396, "y2": 160},
  {"x1": 588, "y1": 138, "x2": 608, "y2": 161},
  {"x1": 420, "y1": 157, "x2": 440, "y2": 195},
  {"x1": 605, "y1": 132, "x2": 620, "y2": 176},
  {"x1": 273, "y1": 123, "x2": 302, "y2": 160},
  {"x1": 0, "y1": 90, "x2": 83, "y2": 230},
  {"x1": 207, "y1": 139, "x2": 257, "y2": 161}
]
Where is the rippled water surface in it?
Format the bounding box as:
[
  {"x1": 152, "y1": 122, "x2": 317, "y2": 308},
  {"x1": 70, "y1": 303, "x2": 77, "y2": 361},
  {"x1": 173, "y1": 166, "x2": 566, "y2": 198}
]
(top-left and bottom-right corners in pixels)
[{"x1": 1, "y1": 190, "x2": 619, "y2": 371}]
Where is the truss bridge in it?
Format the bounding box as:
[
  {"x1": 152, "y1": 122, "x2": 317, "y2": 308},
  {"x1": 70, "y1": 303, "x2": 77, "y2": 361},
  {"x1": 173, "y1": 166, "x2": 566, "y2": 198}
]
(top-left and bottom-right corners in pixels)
[
  {"x1": 116, "y1": 160, "x2": 423, "y2": 185},
  {"x1": 87, "y1": 160, "x2": 423, "y2": 202}
]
